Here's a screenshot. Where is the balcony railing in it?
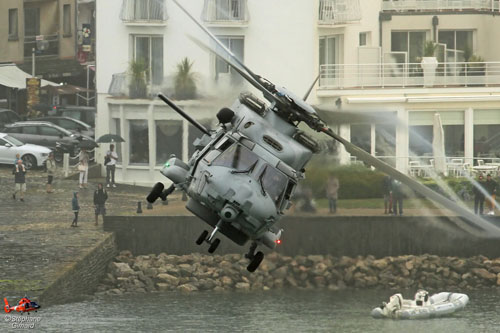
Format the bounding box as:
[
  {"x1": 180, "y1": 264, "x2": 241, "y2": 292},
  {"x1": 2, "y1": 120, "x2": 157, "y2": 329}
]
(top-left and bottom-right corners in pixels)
[
  {"x1": 319, "y1": 61, "x2": 500, "y2": 89},
  {"x1": 120, "y1": 0, "x2": 168, "y2": 24},
  {"x1": 382, "y1": 0, "x2": 500, "y2": 12},
  {"x1": 202, "y1": 0, "x2": 249, "y2": 25},
  {"x1": 318, "y1": 0, "x2": 362, "y2": 25},
  {"x1": 24, "y1": 34, "x2": 59, "y2": 58}
]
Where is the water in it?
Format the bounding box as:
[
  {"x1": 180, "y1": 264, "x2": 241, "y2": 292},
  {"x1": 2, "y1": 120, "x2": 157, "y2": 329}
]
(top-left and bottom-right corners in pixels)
[{"x1": 4, "y1": 289, "x2": 499, "y2": 332}]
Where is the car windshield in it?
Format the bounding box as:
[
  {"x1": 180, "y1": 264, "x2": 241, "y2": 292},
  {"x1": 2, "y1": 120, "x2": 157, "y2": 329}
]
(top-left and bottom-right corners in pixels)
[
  {"x1": 212, "y1": 143, "x2": 259, "y2": 171},
  {"x1": 258, "y1": 165, "x2": 288, "y2": 206},
  {"x1": 4, "y1": 135, "x2": 24, "y2": 146}
]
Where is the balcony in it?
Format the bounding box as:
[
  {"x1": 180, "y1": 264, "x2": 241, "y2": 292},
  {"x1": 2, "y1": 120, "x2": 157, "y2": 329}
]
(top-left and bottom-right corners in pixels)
[
  {"x1": 24, "y1": 34, "x2": 59, "y2": 58},
  {"x1": 202, "y1": 0, "x2": 249, "y2": 26},
  {"x1": 318, "y1": 61, "x2": 500, "y2": 89},
  {"x1": 382, "y1": 0, "x2": 500, "y2": 12},
  {"x1": 120, "y1": 0, "x2": 168, "y2": 26},
  {"x1": 318, "y1": 0, "x2": 362, "y2": 25}
]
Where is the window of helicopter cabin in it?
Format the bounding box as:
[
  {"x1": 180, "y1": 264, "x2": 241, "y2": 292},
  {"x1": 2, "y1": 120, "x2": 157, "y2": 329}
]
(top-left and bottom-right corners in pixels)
[
  {"x1": 188, "y1": 121, "x2": 213, "y2": 157},
  {"x1": 258, "y1": 165, "x2": 288, "y2": 206},
  {"x1": 212, "y1": 143, "x2": 259, "y2": 171},
  {"x1": 129, "y1": 120, "x2": 149, "y2": 164},
  {"x1": 132, "y1": 35, "x2": 164, "y2": 85},
  {"x1": 156, "y1": 120, "x2": 183, "y2": 165},
  {"x1": 215, "y1": 36, "x2": 244, "y2": 84},
  {"x1": 111, "y1": 119, "x2": 122, "y2": 163}
]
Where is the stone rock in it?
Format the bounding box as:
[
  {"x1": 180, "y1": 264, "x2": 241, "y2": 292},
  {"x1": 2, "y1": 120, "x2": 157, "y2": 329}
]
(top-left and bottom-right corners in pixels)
[
  {"x1": 177, "y1": 283, "x2": 198, "y2": 292},
  {"x1": 112, "y1": 262, "x2": 135, "y2": 277},
  {"x1": 157, "y1": 273, "x2": 180, "y2": 286},
  {"x1": 235, "y1": 282, "x2": 251, "y2": 290},
  {"x1": 221, "y1": 276, "x2": 233, "y2": 287},
  {"x1": 372, "y1": 259, "x2": 389, "y2": 270},
  {"x1": 286, "y1": 276, "x2": 298, "y2": 288},
  {"x1": 472, "y1": 268, "x2": 497, "y2": 281},
  {"x1": 178, "y1": 264, "x2": 194, "y2": 276},
  {"x1": 156, "y1": 283, "x2": 170, "y2": 291},
  {"x1": 497, "y1": 273, "x2": 500, "y2": 286},
  {"x1": 272, "y1": 266, "x2": 288, "y2": 279}
]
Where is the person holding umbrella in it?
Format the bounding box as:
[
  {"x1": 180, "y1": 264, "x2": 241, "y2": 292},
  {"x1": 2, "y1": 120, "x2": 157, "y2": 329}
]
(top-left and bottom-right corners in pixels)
[{"x1": 105, "y1": 144, "x2": 118, "y2": 188}]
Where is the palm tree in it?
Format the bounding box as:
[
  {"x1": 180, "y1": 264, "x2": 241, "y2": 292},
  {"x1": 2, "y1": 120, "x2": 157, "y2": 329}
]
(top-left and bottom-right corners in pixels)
[{"x1": 174, "y1": 57, "x2": 197, "y2": 100}]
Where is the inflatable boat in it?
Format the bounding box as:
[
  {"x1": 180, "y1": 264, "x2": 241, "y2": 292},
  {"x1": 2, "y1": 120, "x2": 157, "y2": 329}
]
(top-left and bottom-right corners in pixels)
[{"x1": 371, "y1": 290, "x2": 469, "y2": 319}]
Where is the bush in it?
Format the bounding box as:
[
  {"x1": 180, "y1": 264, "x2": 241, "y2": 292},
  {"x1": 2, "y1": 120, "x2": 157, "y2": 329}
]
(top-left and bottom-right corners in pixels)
[{"x1": 302, "y1": 164, "x2": 385, "y2": 199}]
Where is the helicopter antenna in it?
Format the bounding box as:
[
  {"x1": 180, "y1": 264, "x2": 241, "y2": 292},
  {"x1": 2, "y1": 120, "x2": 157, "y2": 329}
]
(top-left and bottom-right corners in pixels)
[
  {"x1": 303, "y1": 75, "x2": 319, "y2": 101},
  {"x1": 157, "y1": 93, "x2": 210, "y2": 136}
]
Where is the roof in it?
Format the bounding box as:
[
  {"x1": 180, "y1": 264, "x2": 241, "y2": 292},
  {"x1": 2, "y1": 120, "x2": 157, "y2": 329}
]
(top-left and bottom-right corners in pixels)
[
  {"x1": 0, "y1": 63, "x2": 58, "y2": 89},
  {"x1": 42, "y1": 84, "x2": 93, "y2": 95}
]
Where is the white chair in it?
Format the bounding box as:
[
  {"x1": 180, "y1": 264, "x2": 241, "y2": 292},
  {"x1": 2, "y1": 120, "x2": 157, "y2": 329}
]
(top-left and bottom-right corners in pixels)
[{"x1": 478, "y1": 159, "x2": 485, "y2": 166}]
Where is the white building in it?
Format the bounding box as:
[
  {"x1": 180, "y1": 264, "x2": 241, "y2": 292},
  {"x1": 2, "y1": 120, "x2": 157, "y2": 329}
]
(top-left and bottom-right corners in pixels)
[{"x1": 96, "y1": 0, "x2": 500, "y2": 185}]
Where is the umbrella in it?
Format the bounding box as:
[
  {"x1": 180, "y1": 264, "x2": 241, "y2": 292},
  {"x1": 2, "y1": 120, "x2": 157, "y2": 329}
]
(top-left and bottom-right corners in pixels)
[
  {"x1": 78, "y1": 139, "x2": 99, "y2": 149},
  {"x1": 432, "y1": 113, "x2": 447, "y2": 176},
  {"x1": 96, "y1": 134, "x2": 125, "y2": 143}
]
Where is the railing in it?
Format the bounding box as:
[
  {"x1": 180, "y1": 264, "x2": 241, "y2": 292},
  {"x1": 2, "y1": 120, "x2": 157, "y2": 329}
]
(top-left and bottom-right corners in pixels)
[
  {"x1": 120, "y1": 0, "x2": 168, "y2": 23},
  {"x1": 382, "y1": 0, "x2": 500, "y2": 12},
  {"x1": 319, "y1": 61, "x2": 500, "y2": 89},
  {"x1": 24, "y1": 34, "x2": 59, "y2": 58},
  {"x1": 318, "y1": 0, "x2": 362, "y2": 25},
  {"x1": 202, "y1": 0, "x2": 248, "y2": 24}
]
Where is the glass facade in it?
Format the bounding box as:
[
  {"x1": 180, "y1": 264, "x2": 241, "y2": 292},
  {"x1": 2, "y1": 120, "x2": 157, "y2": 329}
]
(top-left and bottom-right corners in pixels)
[
  {"x1": 129, "y1": 120, "x2": 149, "y2": 164},
  {"x1": 155, "y1": 120, "x2": 183, "y2": 165}
]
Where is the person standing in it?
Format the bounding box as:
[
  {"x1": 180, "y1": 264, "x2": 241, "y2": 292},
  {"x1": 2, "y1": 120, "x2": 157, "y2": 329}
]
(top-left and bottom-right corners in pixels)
[
  {"x1": 78, "y1": 148, "x2": 90, "y2": 189},
  {"x1": 46, "y1": 152, "x2": 56, "y2": 193},
  {"x1": 12, "y1": 159, "x2": 27, "y2": 202},
  {"x1": 71, "y1": 192, "x2": 80, "y2": 227},
  {"x1": 473, "y1": 174, "x2": 485, "y2": 215},
  {"x1": 326, "y1": 175, "x2": 339, "y2": 213},
  {"x1": 391, "y1": 179, "x2": 404, "y2": 216},
  {"x1": 105, "y1": 144, "x2": 118, "y2": 188},
  {"x1": 94, "y1": 183, "x2": 108, "y2": 226},
  {"x1": 382, "y1": 175, "x2": 393, "y2": 214},
  {"x1": 484, "y1": 174, "x2": 498, "y2": 215},
  {"x1": 14, "y1": 153, "x2": 21, "y2": 165}
]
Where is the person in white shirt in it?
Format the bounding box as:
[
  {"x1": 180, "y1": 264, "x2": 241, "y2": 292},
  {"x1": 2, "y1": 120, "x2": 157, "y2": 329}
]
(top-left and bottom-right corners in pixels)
[{"x1": 105, "y1": 144, "x2": 118, "y2": 188}]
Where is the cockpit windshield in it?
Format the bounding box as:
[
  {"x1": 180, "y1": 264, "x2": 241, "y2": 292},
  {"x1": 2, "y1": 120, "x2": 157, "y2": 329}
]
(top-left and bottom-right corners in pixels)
[
  {"x1": 212, "y1": 143, "x2": 259, "y2": 172},
  {"x1": 258, "y1": 165, "x2": 288, "y2": 206}
]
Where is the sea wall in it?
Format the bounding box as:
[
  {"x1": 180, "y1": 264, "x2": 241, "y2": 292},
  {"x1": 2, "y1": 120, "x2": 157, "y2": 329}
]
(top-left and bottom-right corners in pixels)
[
  {"x1": 96, "y1": 251, "x2": 500, "y2": 295},
  {"x1": 40, "y1": 234, "x2": 117, "y2": 305},
  {"x1": 103, "y1": 215, "x2": 500, "y2": 258}
]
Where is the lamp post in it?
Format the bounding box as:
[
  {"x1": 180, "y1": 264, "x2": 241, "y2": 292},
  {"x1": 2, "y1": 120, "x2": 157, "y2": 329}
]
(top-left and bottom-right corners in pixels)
[{"x1": 31, "y1": 48, "x2": 35, "y2": 77}]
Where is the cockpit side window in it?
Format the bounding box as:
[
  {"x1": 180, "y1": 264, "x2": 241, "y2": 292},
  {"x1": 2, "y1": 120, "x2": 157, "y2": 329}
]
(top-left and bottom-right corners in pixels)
[
  {"x1": 258, "y1": 165, "x2": 288, "y2": 206},
  {"x1": 212, "y1": 143, "x2": 259, "y2": 171}
]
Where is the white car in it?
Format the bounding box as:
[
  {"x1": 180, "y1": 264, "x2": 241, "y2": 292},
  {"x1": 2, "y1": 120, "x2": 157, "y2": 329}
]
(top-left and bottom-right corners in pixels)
[{"x1": 0, "y1": 133, "x2": 51, "y2": 169}]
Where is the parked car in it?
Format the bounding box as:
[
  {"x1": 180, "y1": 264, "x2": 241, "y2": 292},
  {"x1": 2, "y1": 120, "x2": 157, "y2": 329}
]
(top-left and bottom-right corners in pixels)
[
  {"x1": 0, "y1": 109, "x2": 21, "y2": 129},
  {"x1": 2, "y1": 121, "x2": 95, "y2": 157},
  {"x1": 0, "y1": 133, "x2": 51, "y2": 169},
  {"x1": 32, "y1": 116, "x2": 95, "y2": 138},
  {"x1": 49, "y1": 105, "x2": 96, "y2": 127}
]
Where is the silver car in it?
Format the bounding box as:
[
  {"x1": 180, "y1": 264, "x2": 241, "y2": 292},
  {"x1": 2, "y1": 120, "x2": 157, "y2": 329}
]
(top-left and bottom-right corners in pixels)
[{"x1": 0, "y1": 133, "x2": 51, "y2": 169}]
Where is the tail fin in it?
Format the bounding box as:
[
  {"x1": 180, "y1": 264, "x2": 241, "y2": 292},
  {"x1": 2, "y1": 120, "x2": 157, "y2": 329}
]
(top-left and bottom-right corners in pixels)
[{"x1": 4, "y1": 298, "x2": 11, "y2": 313}]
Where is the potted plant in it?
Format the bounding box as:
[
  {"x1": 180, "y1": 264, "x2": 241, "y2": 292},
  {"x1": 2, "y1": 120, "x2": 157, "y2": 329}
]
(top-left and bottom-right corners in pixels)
[
  {"x1": 421, "y1": 41, "x2": 438, "y2": 87},
  {"x1": 173, "y1": 57, "x2": 197, "y2": 100},
  {"x1": 128, "y1": 58, "x2": 148, "y2": 99}
]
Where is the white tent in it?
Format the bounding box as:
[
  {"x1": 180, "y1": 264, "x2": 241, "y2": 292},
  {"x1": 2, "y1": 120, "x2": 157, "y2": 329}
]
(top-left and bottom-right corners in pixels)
[
  {"x1": 0, "y1": 63, "x2": 58, "y2": 89},
  {"x1": 432, "y1": 113, "x2": 447, "y2": 176}
]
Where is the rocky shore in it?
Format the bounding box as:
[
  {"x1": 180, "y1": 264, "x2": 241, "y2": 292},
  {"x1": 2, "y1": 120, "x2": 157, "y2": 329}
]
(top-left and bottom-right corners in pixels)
[{"x1": 96, "y1": 251, "x2": 500, "y2": 295}]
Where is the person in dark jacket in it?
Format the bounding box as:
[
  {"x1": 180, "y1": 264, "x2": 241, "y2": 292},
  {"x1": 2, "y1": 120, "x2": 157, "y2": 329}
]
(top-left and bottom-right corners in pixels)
[
  {"x1": 484, "y1": 174, "x2": 498, "y2": 215},
  {"x1": 94, "y1": 183, "x2": 108, "y2": 225},
  {"x1": 382, "y1": 175, "x2": 393, "y2": 214},
  {"x1": 71, "y1": 192, "x2": 80, "y2": 227},
  {"x1": 473, "y1": 174, "x2": 485, "y2": 215},
  {"x1": 13, "y1": 159, "x2": 27, "y2": 202},
  {"x1": 391, "y1": 179, "x2": 404, "y2": 216}
]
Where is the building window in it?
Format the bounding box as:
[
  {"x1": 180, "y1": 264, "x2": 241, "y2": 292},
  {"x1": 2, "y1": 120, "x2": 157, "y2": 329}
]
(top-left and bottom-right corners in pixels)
[
  {"x1": 391, "y1": 31, "x2": 426, "y2": 63},
  {"x1": 8, "y1": 9, "x2": 18, "y2": 40},
  {"x1": 156, "y1": 120, "x2": 183, "y2": 165},
  {"x1": 215, "y1": 36, "x2": 244, "y2": 82},
  {"x1": 188, "y1": 121, "x2": 212, "y2": 157},
  {"x1": 121, "y1": 0, "x2": 166, "y2": 22},
  {"x1": 133, "y1": 35, "x2": 164, "y2": 85},
  {"x1": 63, "y1": 4, "x2": 71, "y2": 36},
  {"x1": 216, "y1": 0, "x2": 244, "y2": 20},
  {"x1": 24, "y1": 8, "x2": 40, "y2": 37},
  {"x1": 438, "y1": 30, "x2": 473, "y2": 62},
  {"x1": 351, "y1": 124, "x2": 371, "y2": 153},
  {"x1": 129, "y1": 120, "x2": 149, "y2": 164},
  {"x1": 319, "y1": 35, "x2": 338, "y2": 80},
  {"x1": 359, "y1": 32, "x2": 367, "y2": 46}
]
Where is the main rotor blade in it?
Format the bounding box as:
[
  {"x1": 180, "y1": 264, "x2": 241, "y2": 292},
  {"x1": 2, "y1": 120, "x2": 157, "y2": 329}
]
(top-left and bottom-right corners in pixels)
[
  {"x1": 314, "y1": 107, "x2": 398, "y2": 124},
  {"x1": 320, "y1": 127, "x2": 500, "y2": 237},
  {"x1": 303, "y1": 75, "x2": 319, "y2": 101},
  {"x1": 157, "y1": 93, "x2": 210, "y2": 135}
]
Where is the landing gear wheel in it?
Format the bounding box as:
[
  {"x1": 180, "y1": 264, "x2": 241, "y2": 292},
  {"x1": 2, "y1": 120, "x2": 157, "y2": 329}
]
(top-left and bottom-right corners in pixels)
[
  {"x1": 196, "y1": 230, "x2": 209, "y2": 245},
  {"x1": 147, "y1": 182, "x2": 164, "y2": 203},
  {"x1": 247, "y1": 251, "x2": 264, "y2": 272},
  {"x1": 208, "y1": 238, "x2": 220, "y2": 253}
]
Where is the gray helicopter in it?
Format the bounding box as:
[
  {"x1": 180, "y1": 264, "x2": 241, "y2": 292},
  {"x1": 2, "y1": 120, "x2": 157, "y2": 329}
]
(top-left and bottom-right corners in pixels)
[{"x1": 147, "y1": 0, "x2": 500, "y2": 272}]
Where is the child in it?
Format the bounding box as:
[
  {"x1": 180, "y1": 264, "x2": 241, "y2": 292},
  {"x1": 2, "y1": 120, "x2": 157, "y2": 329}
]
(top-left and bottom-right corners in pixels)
[{"x1": 71, "y1": 192, "x2": 80, "y2": 227}]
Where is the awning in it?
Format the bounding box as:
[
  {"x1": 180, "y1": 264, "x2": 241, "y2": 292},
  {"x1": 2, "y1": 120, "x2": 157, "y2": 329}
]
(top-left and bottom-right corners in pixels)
[
  {"x1": 0, "y1": 63, "x2": 59, "y2": 89},
  {"x1": 42, "y1": 84, "x2": 93, "y2": 95}
]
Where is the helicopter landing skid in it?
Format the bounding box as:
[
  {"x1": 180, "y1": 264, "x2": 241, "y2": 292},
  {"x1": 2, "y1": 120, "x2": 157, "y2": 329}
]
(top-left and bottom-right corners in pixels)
[{"x1": 196, "y1": 221, "x2": 222, "y2": 253}]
